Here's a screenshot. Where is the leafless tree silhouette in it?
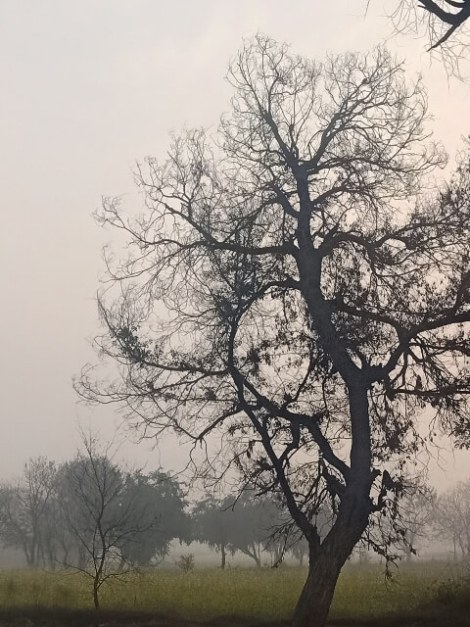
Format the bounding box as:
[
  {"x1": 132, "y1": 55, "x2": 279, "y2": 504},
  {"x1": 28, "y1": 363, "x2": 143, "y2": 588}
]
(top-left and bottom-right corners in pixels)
[{"x1": 78, "y1": 37, "x2": 470, "y2": 626}]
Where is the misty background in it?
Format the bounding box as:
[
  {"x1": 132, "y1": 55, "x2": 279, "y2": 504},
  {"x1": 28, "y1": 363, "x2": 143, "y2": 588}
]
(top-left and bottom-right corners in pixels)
[{"x1": 1, "y1": 0, "x2": 469, "y2": 486}]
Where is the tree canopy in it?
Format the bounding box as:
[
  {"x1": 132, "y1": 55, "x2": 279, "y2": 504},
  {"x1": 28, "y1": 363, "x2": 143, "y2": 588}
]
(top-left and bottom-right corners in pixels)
[
  {"x1": 117, "y1": 470, "x2": 190, "y2": 567},
  {"x1": 80, "y1": 36, "x2": 470, "y2": 627}
]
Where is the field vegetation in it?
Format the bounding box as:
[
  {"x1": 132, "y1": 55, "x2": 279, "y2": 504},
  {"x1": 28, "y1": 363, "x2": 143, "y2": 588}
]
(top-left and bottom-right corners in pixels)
[{"x1": 0, "y1": 561, "x2": 469, "y2": 626}]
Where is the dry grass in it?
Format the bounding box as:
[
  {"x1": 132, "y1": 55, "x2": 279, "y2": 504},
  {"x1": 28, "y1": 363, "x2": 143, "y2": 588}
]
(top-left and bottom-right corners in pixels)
[{"x1": 0, "y1": 561, "x2": 468, "y2": 625}]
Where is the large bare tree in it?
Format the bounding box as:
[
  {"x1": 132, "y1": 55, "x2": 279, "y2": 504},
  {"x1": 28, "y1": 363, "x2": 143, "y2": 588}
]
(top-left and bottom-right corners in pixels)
[{"x1": 79, "y1": 37, "x2": 470, "y2": 627}]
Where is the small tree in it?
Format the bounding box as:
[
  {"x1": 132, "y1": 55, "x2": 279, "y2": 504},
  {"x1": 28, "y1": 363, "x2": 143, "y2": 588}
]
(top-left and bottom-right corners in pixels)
[
  {"x1": 80, "y1": 37, "x2": 470, "y2": 626},
  {"x1": 57, "y1": 436, "x2": 152, "y2": 610}
]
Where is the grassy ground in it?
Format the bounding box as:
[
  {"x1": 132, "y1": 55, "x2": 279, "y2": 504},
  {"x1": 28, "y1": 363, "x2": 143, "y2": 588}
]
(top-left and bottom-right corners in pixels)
[{"x1": 0, "y1": 561, "x2": 468, "y2": 625}]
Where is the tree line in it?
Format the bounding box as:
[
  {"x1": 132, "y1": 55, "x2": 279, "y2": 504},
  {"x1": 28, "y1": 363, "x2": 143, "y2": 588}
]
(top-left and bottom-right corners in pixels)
[
  {"x1": 0, "y1": 453, "x2": 307, "y2": 574},
  {"x1": 2, "y1": 448, "x2": 470, "y2": 571},
  {"x1": 0, "y1": 437, "x2": 315, "y2": 606}
]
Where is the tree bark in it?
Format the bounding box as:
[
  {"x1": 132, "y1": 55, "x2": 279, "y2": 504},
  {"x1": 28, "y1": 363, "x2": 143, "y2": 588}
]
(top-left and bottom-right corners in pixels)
[
  {"x1": 291, "y1": 386, "x2": 371, "y2": 627},
  {"x1": 292, "y1": 551, "x2": 344, "y2": 627},
  {"x1": 292, "y1": 504, "x2": 368, "y2": 627},
  {"x1": 220, "y1": 543, "x2": 226, "y2": 569}
]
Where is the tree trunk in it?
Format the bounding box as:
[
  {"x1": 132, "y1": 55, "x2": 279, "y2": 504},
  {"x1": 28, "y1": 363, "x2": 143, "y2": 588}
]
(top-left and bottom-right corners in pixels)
[
  {"x1": 292, "y1": 551, "x2": 343, "y2": 627},
  {"x1": 292, "y1": 481, "x2": 371, "y2": 626},
  {"x1": 25, "y1": 544, "x2": 35, "y2": 568},
  {"x1": 93, "y1": 579, "x2": 100, "y2": 610},
  {"x1": 243, "y1": 543, "x2": 262, "y2": 567},
  {"x1": 220, "y1": 543, "x2": 226, "y2": 569}
]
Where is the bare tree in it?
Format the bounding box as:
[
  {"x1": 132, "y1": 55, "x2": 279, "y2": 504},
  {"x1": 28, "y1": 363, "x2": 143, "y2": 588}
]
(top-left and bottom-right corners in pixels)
[
  {"x1": 57, "y1": 435, "x2": 151, "y2": 610},
  {"x1": 392, "y1": 483, "x2": 436, "y2": 561},
  {"x1": 0, "y1": 457, "x2": 56, "y2": 568},
  {"x1": 434, "y1": 480, "x2": 470, "y2": 559},
  {"x1": 79, "y1": 37, "x2": 470, "y2": 627}
]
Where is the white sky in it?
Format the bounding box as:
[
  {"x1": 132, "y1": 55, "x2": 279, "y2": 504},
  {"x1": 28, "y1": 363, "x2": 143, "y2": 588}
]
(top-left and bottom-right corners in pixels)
[{"x1": 0, "y1": 0, "x2": 469, "y2": 489}]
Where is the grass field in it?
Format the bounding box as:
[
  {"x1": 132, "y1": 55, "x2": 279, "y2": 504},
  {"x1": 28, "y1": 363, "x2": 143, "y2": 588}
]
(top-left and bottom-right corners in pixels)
[{"x1": 0, "y1": 561, "x2": 468, "y2": 625}]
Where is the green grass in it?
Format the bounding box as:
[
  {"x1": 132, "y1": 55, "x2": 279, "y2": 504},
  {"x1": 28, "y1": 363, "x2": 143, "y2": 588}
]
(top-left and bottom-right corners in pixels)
[
  {"x1": 0, "y1": 561, "x2": 468, "y2": 625},
  {"x1": 331, "y1": 561, "x2": 466, "y2": 623}
]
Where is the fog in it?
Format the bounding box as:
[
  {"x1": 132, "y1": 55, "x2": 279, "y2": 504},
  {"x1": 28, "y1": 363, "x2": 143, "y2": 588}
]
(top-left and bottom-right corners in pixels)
[{"x1": 1, "y1": 0, "x2": 469, "y2": 488}]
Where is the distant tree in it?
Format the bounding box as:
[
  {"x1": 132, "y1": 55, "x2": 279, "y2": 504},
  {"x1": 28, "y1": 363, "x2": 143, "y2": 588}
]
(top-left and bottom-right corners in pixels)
[
  {"x1": 192, "y1": 497, "x2": 235, "y2": 569},
  {"x1": 434, "y1": 481, "x2": 470, "y2": 560},
  {"x1": 398, "y1": 484, "x2": 436, "y2": 561},
  {"x1": 80, "y1": 36, "x2": 470, "y2": 627},
  {"x1": 227, "y1": 493, "x2": 285, "y2": 567},
  {"x1": 366, "y1": 480, "x2": 436, "y2": 562},
  {"x1": 48, "y1": 500, "x2": 80, "y2": 568},
  {"x1": 194, "y1": 492, "x2": 290, "y2": 568},
  {"x1": 284, "y1": 506, "x2": 331, "y2": 567},
  {"x1": 0, "y1": 457, "x2": 56, "y2": 568},
  {"x1": 116, "y1": 470, "x2": 190, "y2": 567},
  {"x1": 227, "y1": 493, "x2": 318, "y2": 568},
  {"x1": 57, "y1": 435, "x2": 152, "y2": 610},
  {"x1": 290, "y1": 535, "x2": 309, "y2": 567}
]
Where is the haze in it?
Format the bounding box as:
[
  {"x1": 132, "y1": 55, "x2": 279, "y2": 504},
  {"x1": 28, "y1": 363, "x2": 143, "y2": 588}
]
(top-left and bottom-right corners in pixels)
[{"x1": 1, "y1": 0, "x2": 469, "y2": 486}]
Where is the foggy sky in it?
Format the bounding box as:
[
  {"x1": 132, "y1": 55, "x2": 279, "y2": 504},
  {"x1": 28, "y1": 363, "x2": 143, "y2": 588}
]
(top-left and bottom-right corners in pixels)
[{"x1": 1, "y1": 1, "x2": 469, "y2": 487}]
